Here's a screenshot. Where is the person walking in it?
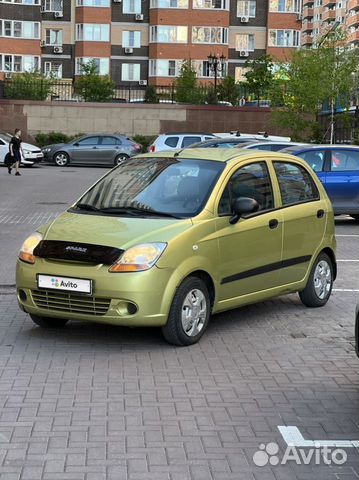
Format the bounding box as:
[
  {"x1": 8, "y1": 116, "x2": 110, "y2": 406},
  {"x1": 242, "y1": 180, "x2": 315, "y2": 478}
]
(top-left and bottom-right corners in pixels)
[{"x1": 8, "y1": 128, "x2": 24, "y2": 176}]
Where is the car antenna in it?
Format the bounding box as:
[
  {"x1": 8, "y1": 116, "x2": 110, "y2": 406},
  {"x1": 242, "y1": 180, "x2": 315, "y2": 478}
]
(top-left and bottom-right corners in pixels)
[{"x1": 174, "y1": 149, "x2": 185, "y2": 157}]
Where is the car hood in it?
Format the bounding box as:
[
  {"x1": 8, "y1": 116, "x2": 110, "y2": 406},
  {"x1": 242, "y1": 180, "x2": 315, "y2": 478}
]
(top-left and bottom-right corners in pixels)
[
  {"x1": 22, "y1": 142, "x2": 41, "y2": 151},
  {"x1": 41, "y1": 211, "x2": 193, "y2": 250},
  {"x1": 42, "y1": 143, "x2": 66, "y2": 150}
]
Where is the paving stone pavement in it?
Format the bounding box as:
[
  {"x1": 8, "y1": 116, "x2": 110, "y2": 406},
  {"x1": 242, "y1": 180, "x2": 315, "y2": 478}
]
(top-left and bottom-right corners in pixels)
[{"x1": 0, "y1": 165, "x2": 358, "y2": 479}]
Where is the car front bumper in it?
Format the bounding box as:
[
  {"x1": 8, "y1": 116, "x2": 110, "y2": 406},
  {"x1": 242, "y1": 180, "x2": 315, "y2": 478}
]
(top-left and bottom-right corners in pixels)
[
  {"x1": 22, "y1": 152, "x2": 43, "y2": 165},
  {"x1": 16, "y1": 258, "x2": 181, "y2": 327}
]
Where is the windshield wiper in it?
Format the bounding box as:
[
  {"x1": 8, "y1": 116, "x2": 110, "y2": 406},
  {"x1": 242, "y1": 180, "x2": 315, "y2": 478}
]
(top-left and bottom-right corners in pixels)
[
  {"x1": 75, "y1": 203, "x2": 100, "y2": 212},
  {"x1": 99, "y1": 206, "x2": 182, "y2": 219}
]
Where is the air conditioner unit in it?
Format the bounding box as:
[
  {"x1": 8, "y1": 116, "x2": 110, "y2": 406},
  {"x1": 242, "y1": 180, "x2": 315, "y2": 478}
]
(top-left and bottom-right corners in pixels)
[
  {"x1": 240, "y1": 16, "x2": 249, "y2": 23},
  {"x1": 139, "y1": 79, "x2": 147, "y2": 85},
  {"x1": 296, "y1": 13, "x2": 303, "y2": 21},
  {"x1": 54, "y1": 11, "x2": 63, "y2": 18},
  {"x1": 5, "y1": 72, "x2": 12, "y2": 79},
  {"x1": 124, "y1": 47, "x2": 133, "y2": 54},
  {"x1": 239, "y1": 50, "x2": 249, "y2": 57},
  {"x1": 135, "y1": 13, "x2": 144, "y2": 20},
  {"x1": 40, "y1": 40, "x2": 46, "y2": 47},
  {"x1": 53, "y1": 46, "x2": 63, "y2": 54}
]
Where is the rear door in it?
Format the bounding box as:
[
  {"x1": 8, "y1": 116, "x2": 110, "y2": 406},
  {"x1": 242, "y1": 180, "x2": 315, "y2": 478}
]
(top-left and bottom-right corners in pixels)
[
  {"x1": 181, "y1": 136, "x2": 202, "y2": 148},
  {"x1": 71, "y1": 136, "x2": 101, "y2": 164},
  {"x1": 325, "y1": 148, "x2": 359, "y2": 215},
  {"x1": 99, "y1": 136, "x2": 121, "y2": 165}
]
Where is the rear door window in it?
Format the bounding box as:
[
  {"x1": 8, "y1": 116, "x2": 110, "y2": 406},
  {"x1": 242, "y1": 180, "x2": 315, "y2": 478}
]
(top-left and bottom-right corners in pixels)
[
  {"x1": 101, "y1": 136, "x2": 120, "y2": 145},
  {"x1": 274, "y1": 161, "x2": 319, "y2": 206},
  {"x1": 330, "y1": 149, "x2": 359, "y2": 171},
  {"x1": 296, "y1": 150, "x2": 326, "y2": 172},
  {"x1": 181, "y1": 136, "x2": 202, "y2": 148},
  {"x1": 164, "y1": 137, "x2": 179, "y2": 148}
]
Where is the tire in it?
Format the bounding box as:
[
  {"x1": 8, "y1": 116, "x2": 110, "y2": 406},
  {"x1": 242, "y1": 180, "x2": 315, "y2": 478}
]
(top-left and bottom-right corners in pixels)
[
  {"x1": 299, "y1": 252, "x2": 333, "y2": 308},
  {"x1": 351, "y1": 215, "x2": 359, "y2": 223},
  {"x1": 114, "y1": 154, "x2": 129, "y2": 166},
  {"x1": 54, "y1": 152, "x2": 69, "y2": 167},
  {"x1": 30, "y1": 314, "x2": 69, "y2": 328},
  {"x1": 162, "y1": 276, "x2": 211, "y2": 346}
]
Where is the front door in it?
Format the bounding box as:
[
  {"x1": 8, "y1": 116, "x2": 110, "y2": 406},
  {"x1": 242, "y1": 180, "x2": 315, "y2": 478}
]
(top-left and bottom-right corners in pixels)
[
  {"x1": 272, "y1": 160, "x2": 328, "y2": 285},
  {"x1": 216, "y1": 161, "x2": 283, "y2": 304},
  {"x1": 71, "y1": 136, "x2": 101, "y2": 164}
]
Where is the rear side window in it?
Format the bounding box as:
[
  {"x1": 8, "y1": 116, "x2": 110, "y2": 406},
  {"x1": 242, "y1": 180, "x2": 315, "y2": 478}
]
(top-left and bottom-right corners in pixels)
[
  {"x1": 181, "y1": 136, "x2": 202, "y2": 148},
  {"x1": 205, "y1": 136, "x2": 213, "y2": 141},
  {"x1": 274, "y1": 161, "x2": 319, "y2": 206},
  {"x1": 164, "y1": 137, "x2": 179, "y2": 148},
  {"x1": 330, "y1": 149, "x2": 359, "y2": 171},
  {"x1": 101, "y1": 136, "x2": 120, "y2": 145},
  {"x1": 296, "y1": 150, "x2": 325, "y2": 172}
]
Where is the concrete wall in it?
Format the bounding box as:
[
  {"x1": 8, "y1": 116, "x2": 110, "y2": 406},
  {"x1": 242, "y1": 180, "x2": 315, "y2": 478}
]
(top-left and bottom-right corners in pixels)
[{"x1": 0, "y1": 99, "x2": 285, "y2": 143}]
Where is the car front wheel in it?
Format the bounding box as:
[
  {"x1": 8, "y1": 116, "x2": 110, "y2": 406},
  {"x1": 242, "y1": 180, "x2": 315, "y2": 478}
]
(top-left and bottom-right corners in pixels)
[
  {"x1": 114, "y1": 154, "x2": 129, "y2": 166},
  {"x1": 299, "y1": 252, "x2": 333, "y2": 307},
  {"x1": 162, "y1": 276, "x2": 211, "y2": 346},
  {"x1": 54, "y1": 152, "x2": 69, "y2": 166},
  {"x1": 30, "y1": 314, "x2": 69, "y2": 328}
]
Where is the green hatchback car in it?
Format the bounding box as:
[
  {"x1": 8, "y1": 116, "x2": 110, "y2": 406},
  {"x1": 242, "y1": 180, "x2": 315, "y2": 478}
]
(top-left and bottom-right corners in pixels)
[{"x1": 16, "y1": 149, "x2": 337, "y2": 345}]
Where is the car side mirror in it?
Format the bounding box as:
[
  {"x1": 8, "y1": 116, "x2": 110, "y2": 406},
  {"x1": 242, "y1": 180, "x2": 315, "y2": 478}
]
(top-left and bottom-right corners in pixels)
[
  {"x1": 229, "y1": 197, "x2": 259, "y2": 224},
  {"x1": 73, "y1": 142, "x2": 79, "y2": 147}
]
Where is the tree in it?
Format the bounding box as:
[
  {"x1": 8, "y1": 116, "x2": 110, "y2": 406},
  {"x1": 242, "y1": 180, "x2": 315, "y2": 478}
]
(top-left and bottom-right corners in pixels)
[
  {"x1": 4, "y1": 71, "x2": 54, "y2": 101},
  {"x1": 217, "y1": 76, "x2": 241, "y2": 105},
  {"x1": 174, "y1": 61, "x2": 200, "y2": 104},
  {"x1": 271, "y1": 28, "x2": 359, "y2": 141},
  {"x1": 74, "y1": 60, "x2": 114, "y2": 102},
  {"x1": 144, "y1": 86, "x2": 158, "y2": 103},
  {"x1": 242, "y1": 55, "x2": 275, "y2": 105}
]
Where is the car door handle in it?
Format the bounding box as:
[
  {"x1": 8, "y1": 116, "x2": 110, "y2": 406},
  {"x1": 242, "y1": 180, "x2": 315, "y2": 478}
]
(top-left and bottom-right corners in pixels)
[
  {"x1": 317, "y1": 209, "x2": 325, "y2": 219},
  {"x1": 269, "y1": 219, "x2": 279, "y2": 229},
  {"x1": 92, "y1": 146, "x2": 98, "y2": 149}
]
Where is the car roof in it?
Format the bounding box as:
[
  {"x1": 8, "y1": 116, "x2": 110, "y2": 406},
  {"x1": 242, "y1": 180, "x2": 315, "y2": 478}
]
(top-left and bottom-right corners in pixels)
[
  {"x1": 160, "y1": 132, "x2": 215, "y2": 136},
  {"x1": 194, "y1": 138, "x2": 263, "y2": 146},
  {"x1": 138, "y1": 148, "x2": 304, "y2": 164},
  {"x1": 281, "y1": 144, "x2": 359, "y2": 153},
  {"x1": 240, "y1": 141, "x2": 307, "y2": 148}
]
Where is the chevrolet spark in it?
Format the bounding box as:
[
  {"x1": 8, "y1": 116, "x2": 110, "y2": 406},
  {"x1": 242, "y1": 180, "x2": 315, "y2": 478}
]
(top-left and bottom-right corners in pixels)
[{"x1": 16, "y1": 150, "x2": 336, "y2": 346}]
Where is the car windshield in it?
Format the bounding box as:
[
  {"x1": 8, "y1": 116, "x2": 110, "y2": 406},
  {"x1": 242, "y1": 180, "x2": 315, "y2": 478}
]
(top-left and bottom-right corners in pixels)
[
  {"x1": 0, "y1": 133, "x2": 12, "y2": 143},
  {"x1": 73, "y1": 157, "x2": 225, "y2": 218}
]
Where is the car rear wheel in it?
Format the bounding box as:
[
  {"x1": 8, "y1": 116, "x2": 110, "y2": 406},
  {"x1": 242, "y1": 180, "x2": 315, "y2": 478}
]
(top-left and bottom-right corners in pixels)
[
  {"x1": 162, "y1": 276, "x2": 211, "y2": 346},
  {"x1": 114, "y1": 154, "x2": 129, "y2": 166},
  {"x1": 299, "y1": 252, "x2": 333, "y2": 307},
  {"x1": 54, "y1": 152, "x2": 69, "y2": 166},
  {"x1": 30, "y1": 314, "x2": 69, "y2": 328}
]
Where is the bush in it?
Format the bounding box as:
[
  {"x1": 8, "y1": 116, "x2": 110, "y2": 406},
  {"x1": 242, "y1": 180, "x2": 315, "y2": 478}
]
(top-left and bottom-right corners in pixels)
[
  {"x1": 74, "y1": 60, "x2": 114, "y2": 102},
  {"x1": 144, "y1": 86, "x2": 158, "y2": 104},
  {"x1": 174, "y1": 61, "x2": 201, "y2": 104},
  {"x1": 5, "y1": 72, "x2": 54, "y2": 101},
  {"x1": 35, "y1": 132, "x2": 85, "y2": 147}
]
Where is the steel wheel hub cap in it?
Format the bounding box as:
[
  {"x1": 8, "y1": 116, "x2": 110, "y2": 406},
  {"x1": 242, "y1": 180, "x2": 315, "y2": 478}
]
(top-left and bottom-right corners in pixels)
[
  {"x1": 314, "y1": 260, "x2": 332, "y2": 299},
  {"x1": 181, "y1": 289, "x2": 207, "y2": 337}
]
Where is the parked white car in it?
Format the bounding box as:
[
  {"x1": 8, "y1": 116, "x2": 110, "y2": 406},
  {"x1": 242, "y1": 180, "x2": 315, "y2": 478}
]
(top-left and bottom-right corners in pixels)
[
  {"x1": 148, "y1": 133, "x2": 216, "y2": 152},
  {"x1": 0, "y1": 132, "x2": 43, "y2": 166}
]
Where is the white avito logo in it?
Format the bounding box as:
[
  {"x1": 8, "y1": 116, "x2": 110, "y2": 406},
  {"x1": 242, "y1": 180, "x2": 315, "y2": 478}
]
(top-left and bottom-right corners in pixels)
[{"x1": 253, "y1": 442, "x2": 347, "y2": 466}]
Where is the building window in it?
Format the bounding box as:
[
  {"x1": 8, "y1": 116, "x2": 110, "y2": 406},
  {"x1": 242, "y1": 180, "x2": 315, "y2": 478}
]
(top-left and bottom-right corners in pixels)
[
  {"x1": 76, "y1": 24, "x2": 110, "y2": 41},
  {"x1": 45, "y1": 29, "x2": 63, "y2": 45},
  {"x1": 192, "y1": 26, "x2": 228, "y2": 44},
  {"x1": 149, "y1": 59, "x2": 180, "y2": 76},
  {"x1": 44, "y1": 61, "x2": 62, "y2": 78},
  {"x1": 193, "y1": 60, "x2": 227, "y2": 78},
  {"x1": 237, "y1": 0, "x2": 256, "y2": 17},
  {"x1": 121, "y1": 63, "x2": 141, "y2": 81},
  {"x1": 123, "y1": 0, "x2": 141, "y2": 13},
  {"x1": 0, "y1": 54, "x2": 40, "y2": 72},
  {"x1": 268, "y1": 29, "x2": 300, "y2": 46},
  {"x1": 122, "y1": 31, "x2": 141, "y2": 48},
  {"x1": 0, "y1": 20, "x2": 40, "y2": 39},
  {"x1": 0, "y1": 0, "x2": 40, "y2": 3},
  {"x1": 150, "y1": 0, "x2": 188, "y2": 8},
  {"x1": 269, "y1": 0, "x2": 301, "y2": 13},
  {"x1": 76, "y1": 57, "x2": 110, "y2": 75},
  {"x1": 235, "y1": 33, "x2": 255, "y2": 51},
  {"x1": 43, "y1": 0, "x2": 63, "y2": 11},
  {"x1": 235, "y1": 66, "x2": 248, "y2": 82},
  {"x1": 150, "y1": 26, "x2": 188, "y2": 43},
  {"x1": 76, "y1": 0, "x2": 110, "y2": 5},
  {"x1": 193, "y1": 0, "x2": 228, "y2": 9}
]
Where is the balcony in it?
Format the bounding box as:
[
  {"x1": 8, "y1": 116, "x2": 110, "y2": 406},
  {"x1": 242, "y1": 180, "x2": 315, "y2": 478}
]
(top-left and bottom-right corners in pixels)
[
  {"x1": 322, "y1": 0, "x2": 336, "y2": 7},
  {"x1": 302, "y1": 6, "x2": 313, "y2": 18},
  {"x1": 347, "y1": 13, "x2": 359, "y2": 27},
  {"x1": 348, "y1": 0, "x2": 359, "y2": 11},
  {"x1": 348, "y1": 30, "x2": 359, "y2": 43},
  {"x1": 302, "y1": 20, "x2": 313, "y2": 32},
  {"x1": 321, "y1": 9, "x2": 336, "y2": 22},
  {"x1": 302, "y1": 0, "x2": 314, "y2": 5},
  {"x1": 301, "y1": 34, "x2": 313, "y2": 45}
]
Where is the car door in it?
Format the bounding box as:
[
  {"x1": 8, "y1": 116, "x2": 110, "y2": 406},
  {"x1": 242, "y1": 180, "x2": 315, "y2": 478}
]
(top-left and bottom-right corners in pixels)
[
  {"x1": 70, "y1": 136, "x2": 101, "y2": 164},
  {"x1": 215, "y1": 160, "x2": 284, "y2": 304},
  {"x1": 181, "y1": 136, "x2": 202, "y2": 148},
  {"x1": 295, "y1": 149, "x2": 327, "y2": 185},
  {"x1": 272, "y1": 160, "x2": 327, "y2": 285},
  {"x1": 99, "y1": 136, "x2": 121, "y2": 165},
  {"x1": 0, "y1": 138, "x2": 8, "y2": 164},
  {"x1": 324, "y1": 148, "x2": 359, "y2": 215}
]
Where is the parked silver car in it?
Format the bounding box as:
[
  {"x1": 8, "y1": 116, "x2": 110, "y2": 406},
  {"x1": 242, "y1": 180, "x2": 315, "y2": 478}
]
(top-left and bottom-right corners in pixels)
[{"x1": 42, "y1": 134, "x2": 142, "y2": 167}]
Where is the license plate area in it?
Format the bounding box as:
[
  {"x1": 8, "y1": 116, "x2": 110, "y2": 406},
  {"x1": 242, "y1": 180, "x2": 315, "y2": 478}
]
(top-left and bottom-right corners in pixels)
[{"x1": 37, "y1": 274, "x2": 92, "y2": 295}]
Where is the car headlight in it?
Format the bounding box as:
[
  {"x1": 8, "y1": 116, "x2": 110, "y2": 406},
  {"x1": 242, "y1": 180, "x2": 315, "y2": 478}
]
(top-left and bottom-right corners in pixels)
[
  {"x1": 23, "y1": 149, "x2": 32, "y2": 155},
  {"x1": 109, "y1": 243, "x2": 167, "y2": 273},
  {"x1": 18, "y1": 232, "x2": 43, "y2": 264},
  {"x1": 42, "y1": 148, "x2": 51, "y2": 153}
]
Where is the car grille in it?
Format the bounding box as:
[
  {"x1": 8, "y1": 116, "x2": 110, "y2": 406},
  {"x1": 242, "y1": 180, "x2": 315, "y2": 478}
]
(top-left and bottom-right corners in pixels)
[{"x1": 31, "y1": 290, "x2": 111, "y2": 316}]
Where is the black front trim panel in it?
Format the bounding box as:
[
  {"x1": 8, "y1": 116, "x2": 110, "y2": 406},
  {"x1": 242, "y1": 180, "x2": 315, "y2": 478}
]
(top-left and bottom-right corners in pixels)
[
  {"x1": 34, "y1": 241, "x2": 123, "y2": 265},
  {"x1": 221, "y1": 255, "x2": 312, "y2": 285}
]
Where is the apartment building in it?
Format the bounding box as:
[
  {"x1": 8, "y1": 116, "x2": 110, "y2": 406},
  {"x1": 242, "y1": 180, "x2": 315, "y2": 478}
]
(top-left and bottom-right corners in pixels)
[
  {"x1": 0, "y1": 0, "x2": 302, "y2": 86},
  {"x1": 302, "y1": 0, "x2": 359, "y2": 48}
]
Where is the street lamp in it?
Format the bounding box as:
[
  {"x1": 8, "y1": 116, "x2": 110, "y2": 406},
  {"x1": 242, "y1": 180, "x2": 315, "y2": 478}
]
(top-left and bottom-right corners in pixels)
[{"x1": 207, "y1": 53, "x2": 226, "y2": 93}]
